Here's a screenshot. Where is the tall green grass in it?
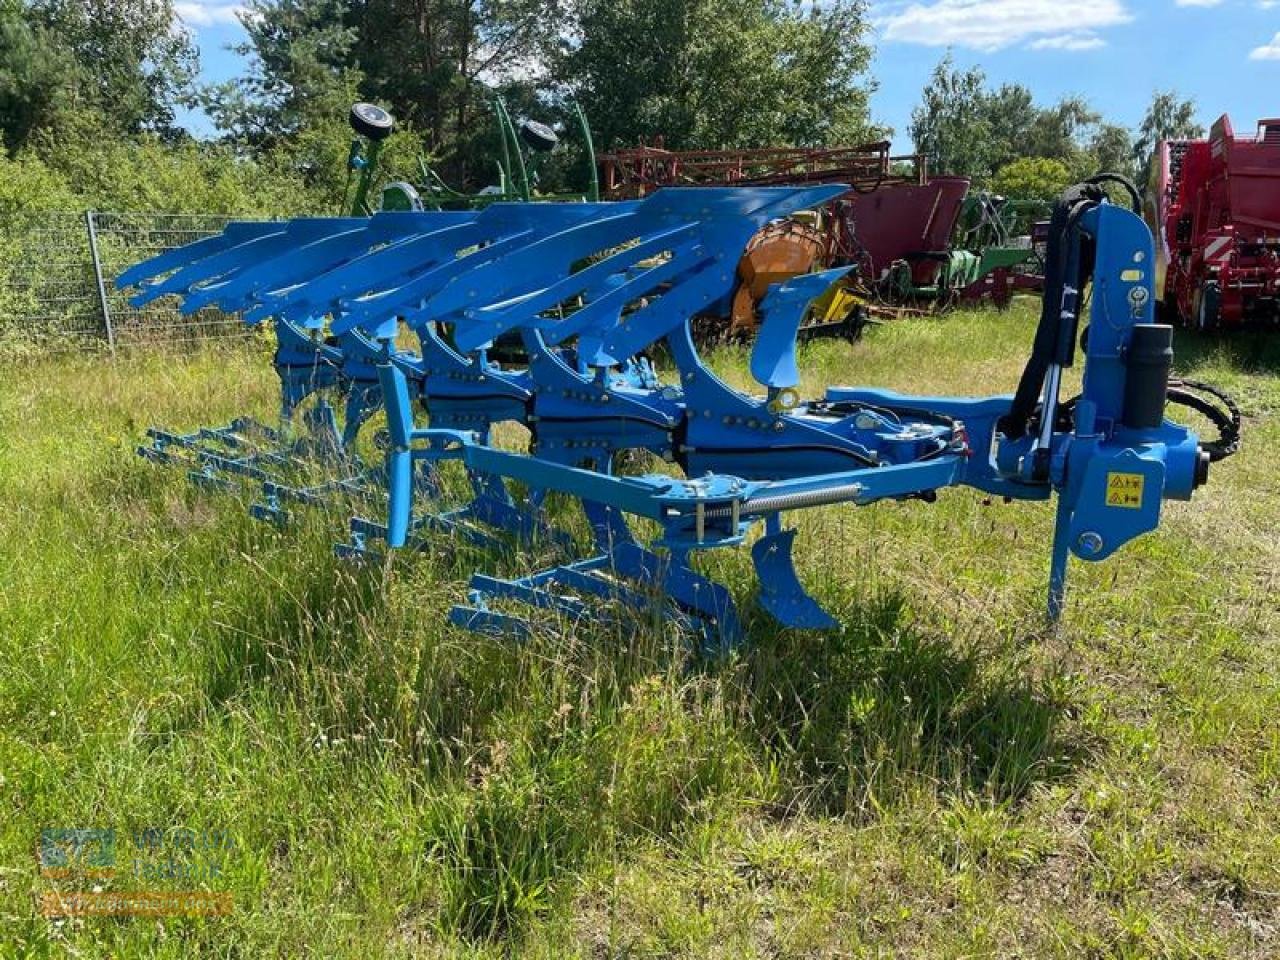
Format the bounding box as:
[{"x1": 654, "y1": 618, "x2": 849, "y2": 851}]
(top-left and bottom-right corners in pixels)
[{"x1": 2, "y1": 305, "x2": 1278, "y2": 957}]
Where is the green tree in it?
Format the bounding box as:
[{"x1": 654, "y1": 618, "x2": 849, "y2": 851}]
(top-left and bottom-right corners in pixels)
[
  {"x1": 908, "y1": 56, "x2": 995, "y2": 179},
  {"x1": 990, "y1": 156, "x2": 1071, "y2": 205},
  {"x1": 561, "y1": 0, "x2": 878, "y2": 152},
  {"x1": 358, "y1": 0, "x2": 572, "y2": 188},
  {"x1": 1086, "y1": 122, "x2": 1134, "y2": 180},
  {"x1": 352, "y1": 0, "x2": 568, "y2": 155},
  {"x1": 198, "y1": 0, "x2": 432, "y2": 206},
  {"x1": 1132, "y1": 90, "x2": 1202, "y2": 190},
  {"x1": 201, "y1": 0, "x2": 359, "y2": 149},
  {"x1": 911, "y1": 55, "x2": 1130, "y2": 189},
  {"x1": 0, "y1": 0, "x2": 76, "y2": 153},
  {"x1": 209, "y1": 0, "x2": 570, "y2": 189},
  {"x1": 980, "y1": 82, "x2": 1037, "y2": 172},
  {"x1": 26, "y1": 0, "x2": 198, "y2": 138},
  {"x1": 1025, "y1": 96, "x2": 1100, "y2": 173}
]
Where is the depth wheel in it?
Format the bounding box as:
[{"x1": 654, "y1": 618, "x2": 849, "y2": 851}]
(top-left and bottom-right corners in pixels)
[
  {"x1": 518, "y1": 120, "x2": 558, "y2": 153},
  {"x1": 349, "y1": 102, "x2": 394, "y2": 141}
]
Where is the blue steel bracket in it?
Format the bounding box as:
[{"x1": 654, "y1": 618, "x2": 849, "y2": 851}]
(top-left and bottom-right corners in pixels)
[
  {"x1": 751, "y1": 268, "x2": 855, "y2": 389},
  {"x1": 1062, "y1": 445, "x2": 1165, "y2": 562},
  {"x1": 1004, "y1": 199, "x2": 1206, "y2": 616}
]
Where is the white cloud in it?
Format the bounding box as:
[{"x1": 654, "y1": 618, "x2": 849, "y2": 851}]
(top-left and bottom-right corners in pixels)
[
  {"x1": 1028, "y1": 32, "x2": 1106, "y2": 50},
  {"x1": 1259, "y1": 1, "x2": 1279, "y2": 9},
  {"x1": 1174, "y1": 0, "x2": 1225, "y2": 7},
  {"x1": 1251, "y1": 30, "x2": 1280, "y2": 58},
  {"x1": 879, "y1": 0, "x2": 1131, "y2": 52},
  {"x1": 174, "y1": 1, "x2": 243, "y2": 27}
]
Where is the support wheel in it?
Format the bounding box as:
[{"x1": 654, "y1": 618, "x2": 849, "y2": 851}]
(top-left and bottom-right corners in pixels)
[
  {"x1": 518, "y1": 120, "x2": 558, "y2": 153},
  {"x1": 349, "y1": 102, "x2": 394, "y2": 141}
]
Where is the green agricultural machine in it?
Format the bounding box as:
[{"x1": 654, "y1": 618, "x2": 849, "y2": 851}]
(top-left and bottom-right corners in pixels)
[
  {"x1": 417, "y1": 98, "x2": 600, "y2": 208},
  {"x1": 342, "y1": 97, "x2": 600, "y2": 216},
  {"x1": 883, "y1": 190, "x2": 1049, "y2": 308},
  {"x1": 343, "y1": 102, "x2": 425, "y2": 215}
]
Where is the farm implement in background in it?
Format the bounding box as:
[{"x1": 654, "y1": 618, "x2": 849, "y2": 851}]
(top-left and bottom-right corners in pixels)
[
  {"x1": 598, "y1": 141, "x2": 922, "y2": 198},
  {"x1": 1147, "y1": 114, "x2": 1280, "y2": 330},
  {"x1": 343, "y1": 97, "x2": 601, "y2": 217},
  {"x1": 120, "y1": 176, "x2": 1237, "y2": 648},
  {"x1": 600, "y1": 141, "x2": 1047, "y2": 336},
  {"x1": 601, "y1": 140, "x2": 928, "y2": 338},
  {"x1": 343, "y1": 102, "x2": 423, "y2": 216},
  {"x1": 417, "y1": 97, "x2": 601, "y2": 209},
  {"x1": 886, "y1": 190, "x2": 1049, "y2": 309}
]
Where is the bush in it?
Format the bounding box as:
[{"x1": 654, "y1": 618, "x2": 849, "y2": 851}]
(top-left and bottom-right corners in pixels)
[
  {"x1": 33, "y1": 133, "x2": 315, "y2": 216},
  {"x1": 990, "y1": 156, "x2": 1072, "y2": 207},
  {"x1": 0, "y1": 151, "x2": 79, "y2": 213}
]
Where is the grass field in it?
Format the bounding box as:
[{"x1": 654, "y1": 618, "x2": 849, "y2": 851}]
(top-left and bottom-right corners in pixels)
[{"x1": 2, "y1": 304, "x2": 1278, "y2": 958}]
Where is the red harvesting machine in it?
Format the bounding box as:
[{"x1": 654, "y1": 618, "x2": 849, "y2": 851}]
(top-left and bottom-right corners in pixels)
[{"x1": 1147, "y1": 114, "x2": 1280, "y2": 329}]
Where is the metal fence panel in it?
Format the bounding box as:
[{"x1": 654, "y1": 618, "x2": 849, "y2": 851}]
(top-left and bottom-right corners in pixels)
[
  {"x1": 0, "y1": 210, "x2": 104, "y2": 351},
  {"x1": 0, "y1": 210, "x2": 272, "y2": 354}
]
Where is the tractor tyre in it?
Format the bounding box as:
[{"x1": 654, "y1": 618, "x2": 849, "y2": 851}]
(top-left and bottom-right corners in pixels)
[
  {"x1": 1154, "y1": 294, "x2": 1172, "y2": 326},
  {"x1": 349, "y1": 102, "x2": 394, "y2": 141},
  {"x1": 843, "y1": 304, "x2": 871, "y2": 342},
  {"x1": 519, "y1": 120, "x2": 559, "y2": 153},
  {"x1": 1195, "y1": 281, "x2": 1221, "y2": 333}
]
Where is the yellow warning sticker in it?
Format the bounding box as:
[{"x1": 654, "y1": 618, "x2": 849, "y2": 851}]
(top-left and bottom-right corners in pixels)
[{"x1": 1105, "y1": 472, "x2": 1145, "y2": 509}]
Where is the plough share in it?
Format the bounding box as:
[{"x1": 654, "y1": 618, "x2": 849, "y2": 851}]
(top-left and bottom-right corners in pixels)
[{"x1": 119, "y1": 176, "x2": 1237, "y2": 649}]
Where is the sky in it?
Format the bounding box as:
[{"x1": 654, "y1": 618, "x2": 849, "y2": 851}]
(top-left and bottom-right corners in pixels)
[{"x1": 174, "y1": 0, "x2": 1280, "y2": 152}]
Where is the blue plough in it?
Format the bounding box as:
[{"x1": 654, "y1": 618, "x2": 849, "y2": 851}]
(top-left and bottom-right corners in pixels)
[{"x1": 119, "y1": 178, "x2": 1232, "y2": 648}]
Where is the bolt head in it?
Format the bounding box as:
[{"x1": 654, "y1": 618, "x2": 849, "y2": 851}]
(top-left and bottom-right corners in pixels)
[{"x1": 1076, "y1": 531, "x2": 1104, "y2": 556}]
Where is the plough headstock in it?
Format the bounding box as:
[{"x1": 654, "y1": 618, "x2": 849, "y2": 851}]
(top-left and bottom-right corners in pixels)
[{"x1": 120, "y1": 178, "x2": 1232, "y2": 648}]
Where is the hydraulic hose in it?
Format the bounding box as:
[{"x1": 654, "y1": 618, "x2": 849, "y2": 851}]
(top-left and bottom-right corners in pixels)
[
  {"x1": 1002, "y1": 180, "x2": 1107, "y2": 439},
  {"x1": 1167, "y1": 378, "x2": 1242, "y2": 462},
  {"x1": 1084, "y1": 172, "x2": 1141, "y2": 213},
  {"x1": 1041, "y1": 379, "x2": 1240, "y2": 463}
]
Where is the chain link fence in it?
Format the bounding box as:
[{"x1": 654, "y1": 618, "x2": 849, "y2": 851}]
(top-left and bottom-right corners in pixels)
[{"x1": 0, "y1": 210, "x2": 273, "y2": 355}]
